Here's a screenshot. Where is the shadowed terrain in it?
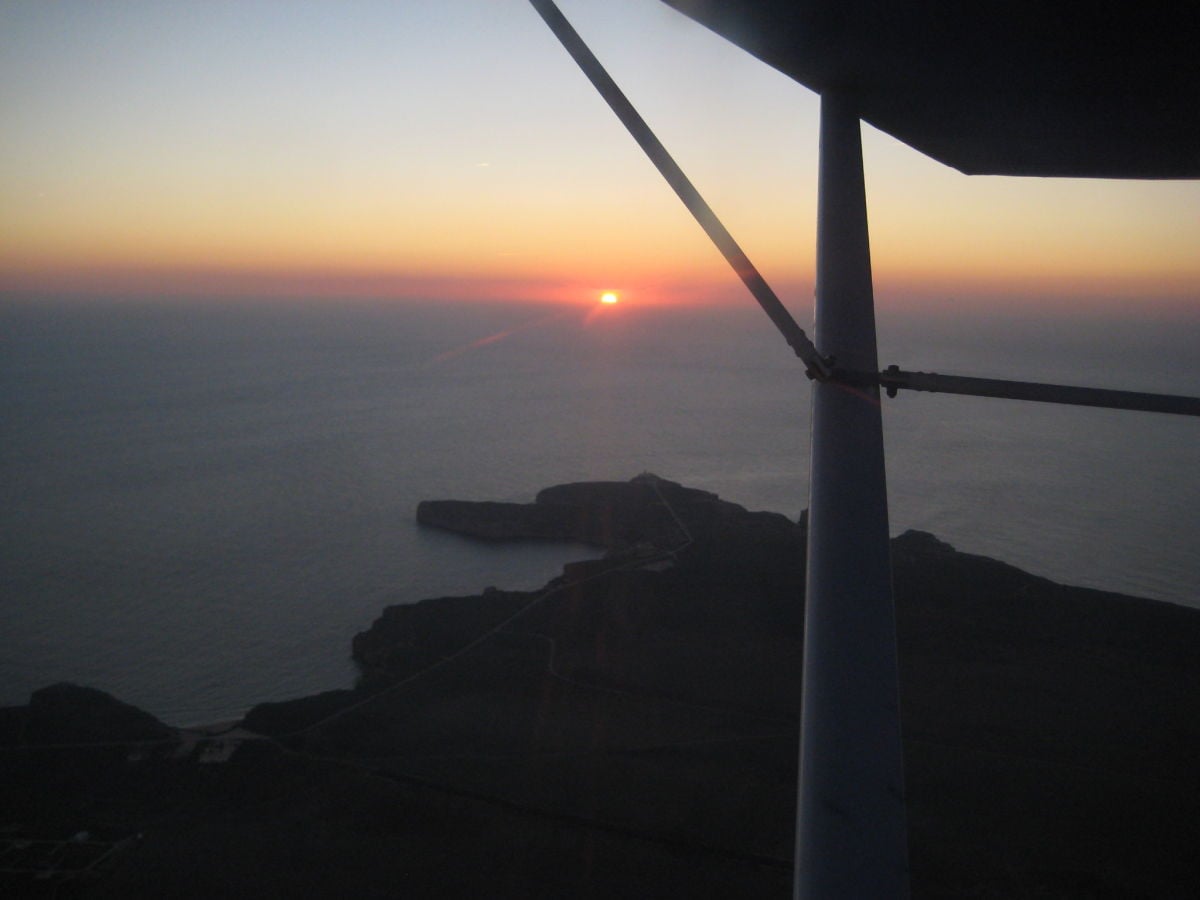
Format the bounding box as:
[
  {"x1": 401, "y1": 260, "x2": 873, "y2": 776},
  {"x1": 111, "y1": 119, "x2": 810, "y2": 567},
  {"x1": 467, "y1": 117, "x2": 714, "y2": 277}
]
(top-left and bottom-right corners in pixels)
[{"x1": 3, "y1": 475, "x2": 1198, "y2": 898}]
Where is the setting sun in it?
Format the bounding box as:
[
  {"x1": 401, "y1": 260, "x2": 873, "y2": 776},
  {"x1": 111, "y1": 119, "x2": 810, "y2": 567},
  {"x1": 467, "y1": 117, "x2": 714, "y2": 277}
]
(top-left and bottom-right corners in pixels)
[{"x1": 600, "y1": 292, "x2": 619, "y2": 304}]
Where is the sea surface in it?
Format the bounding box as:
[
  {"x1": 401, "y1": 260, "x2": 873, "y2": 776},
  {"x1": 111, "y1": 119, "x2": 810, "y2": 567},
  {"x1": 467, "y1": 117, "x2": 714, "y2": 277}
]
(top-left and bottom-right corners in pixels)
[{"x1": 2, "y1": 296, "x2": 1197, "y2": 723}]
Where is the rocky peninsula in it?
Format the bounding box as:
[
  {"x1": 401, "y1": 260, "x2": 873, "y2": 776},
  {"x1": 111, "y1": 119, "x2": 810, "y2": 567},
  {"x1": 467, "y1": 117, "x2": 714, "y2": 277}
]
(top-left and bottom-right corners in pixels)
[{"x1": 3, "y1": 474, "x2": 1199, "y2": 898}]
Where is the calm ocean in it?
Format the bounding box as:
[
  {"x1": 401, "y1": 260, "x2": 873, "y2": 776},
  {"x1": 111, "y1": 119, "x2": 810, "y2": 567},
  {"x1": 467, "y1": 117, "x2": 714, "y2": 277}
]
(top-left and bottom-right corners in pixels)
[{"x1": 2, "y1": 297, "x2": 1197, "y2": 723}]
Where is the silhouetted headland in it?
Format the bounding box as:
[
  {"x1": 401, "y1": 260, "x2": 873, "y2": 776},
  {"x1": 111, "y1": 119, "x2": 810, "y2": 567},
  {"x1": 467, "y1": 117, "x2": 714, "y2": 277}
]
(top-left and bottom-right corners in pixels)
[{"x1": 3, "y1": 474, "x2": 1198, "y2": 897}]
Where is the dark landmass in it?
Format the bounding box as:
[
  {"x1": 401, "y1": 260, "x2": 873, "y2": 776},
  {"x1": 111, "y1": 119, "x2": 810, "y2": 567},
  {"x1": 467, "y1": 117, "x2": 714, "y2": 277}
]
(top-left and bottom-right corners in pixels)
[
  {"x1": 3, "y1": 474, "x2": 1199, "y2": 898},
  {"x1": 10, "y1": 684, "x2": 175, "y2": 746},
  {"x1": 415, "y1": 477, "x2": 766, "y2": 549}
]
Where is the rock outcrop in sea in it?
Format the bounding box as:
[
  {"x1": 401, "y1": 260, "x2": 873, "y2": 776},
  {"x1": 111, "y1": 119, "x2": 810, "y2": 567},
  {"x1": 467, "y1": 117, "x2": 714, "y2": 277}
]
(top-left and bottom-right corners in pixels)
[
  {"x1": 416, "y1": 472, "x2": 776, "y2": 549},
  {"x1": 3, "y1": 475, "x2": 1199, "y2": 898}
]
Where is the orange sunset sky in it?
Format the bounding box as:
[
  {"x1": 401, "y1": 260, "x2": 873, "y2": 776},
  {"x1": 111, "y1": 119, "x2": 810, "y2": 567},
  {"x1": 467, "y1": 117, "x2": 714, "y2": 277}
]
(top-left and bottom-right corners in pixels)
[{"x1": 2, "y1": 0, "x2": 1198, "y2": 316}]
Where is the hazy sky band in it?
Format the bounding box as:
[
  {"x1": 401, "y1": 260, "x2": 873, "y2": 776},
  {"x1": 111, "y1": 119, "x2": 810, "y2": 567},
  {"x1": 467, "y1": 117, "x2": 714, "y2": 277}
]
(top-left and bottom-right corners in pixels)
[{"x1": 2, "y1": 0, "x2": 1197, "y2": 311}]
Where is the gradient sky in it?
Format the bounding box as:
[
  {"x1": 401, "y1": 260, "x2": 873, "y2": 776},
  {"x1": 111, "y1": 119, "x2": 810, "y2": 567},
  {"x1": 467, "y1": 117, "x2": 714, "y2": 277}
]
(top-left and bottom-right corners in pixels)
[{"x1": 2, "y1": 0, "x2": 1197, "y2": 314}]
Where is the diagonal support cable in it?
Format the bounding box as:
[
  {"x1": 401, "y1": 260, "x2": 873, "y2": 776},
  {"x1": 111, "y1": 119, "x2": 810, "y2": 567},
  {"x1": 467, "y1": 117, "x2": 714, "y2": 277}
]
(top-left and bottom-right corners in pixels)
[{"x1": 527, "y1": 0, "x2": 831, "y2": 380}]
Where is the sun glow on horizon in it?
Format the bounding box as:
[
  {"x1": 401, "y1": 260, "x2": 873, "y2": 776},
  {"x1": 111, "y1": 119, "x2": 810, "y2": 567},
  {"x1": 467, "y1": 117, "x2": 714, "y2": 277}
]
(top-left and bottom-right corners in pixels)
[{"x1": 1, "y1": 3, "x2": 1196, "y2": 316}]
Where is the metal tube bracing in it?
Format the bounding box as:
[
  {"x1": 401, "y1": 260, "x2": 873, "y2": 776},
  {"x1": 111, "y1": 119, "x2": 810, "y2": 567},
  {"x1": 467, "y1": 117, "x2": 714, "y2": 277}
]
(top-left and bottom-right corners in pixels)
[
  {"x1": 876, "y1": 366, "x2": 1200, "y2": 416},
  {"x1": 526, "y1": 0, "x2": 829, "y2": 380},
  {"x1": 797, "y1": 93, "x2": 910, "y2": 899}
]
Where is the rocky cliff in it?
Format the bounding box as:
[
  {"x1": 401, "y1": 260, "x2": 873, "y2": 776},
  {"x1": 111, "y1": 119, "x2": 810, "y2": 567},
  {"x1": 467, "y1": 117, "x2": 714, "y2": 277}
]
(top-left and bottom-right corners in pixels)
[
  {"x1": 4, "y1": 475, "x2": 1199, "y2": 899},
  {"x1": 416, "y1": 472, "x2": 782, "y2": 550}
]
